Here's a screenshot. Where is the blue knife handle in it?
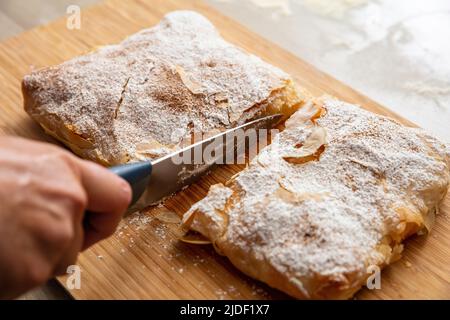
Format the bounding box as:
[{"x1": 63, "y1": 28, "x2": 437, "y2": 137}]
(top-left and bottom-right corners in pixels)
[
  {"x1": 109, "y1": 161, "x2": 153, "y2": 207},
  {"x1": 83, "y1": 161, "x2": 152, "y2": 232}
]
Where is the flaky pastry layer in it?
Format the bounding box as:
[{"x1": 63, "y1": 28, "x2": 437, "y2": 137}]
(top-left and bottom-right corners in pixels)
[
  {"x1": 183, "y1": 98, "x2": 450, "y2": 299},
  {"x1": 22, "y1": 11, "x2": 305, "y2": 165}
]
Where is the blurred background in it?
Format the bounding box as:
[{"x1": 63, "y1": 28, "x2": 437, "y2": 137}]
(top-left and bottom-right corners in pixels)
[
  {"x1": 209, "y1": 0, "x2": 450, "y2": 144},
  {"x1": 1, "y1": 0, "x2": 449, "y2": 142}
]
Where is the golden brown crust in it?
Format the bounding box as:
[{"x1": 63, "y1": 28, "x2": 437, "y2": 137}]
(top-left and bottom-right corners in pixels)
[
  {"x1": 22, "y1": 11, "x2": 305, "y2": 165},
  {"x1": 183, "y1": 98, "x2": 450, "y2": 299}
]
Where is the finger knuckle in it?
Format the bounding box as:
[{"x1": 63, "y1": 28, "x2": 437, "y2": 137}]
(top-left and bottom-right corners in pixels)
[
  {"x1": 52, "y1": 150, "x2": 80, "y2": 173},
  {"x1": 66, "y1": 190, "x2": 88, "y2": 213},
  {"x1": 52, "y1": 149, "x2": 72, "y2": 161}
]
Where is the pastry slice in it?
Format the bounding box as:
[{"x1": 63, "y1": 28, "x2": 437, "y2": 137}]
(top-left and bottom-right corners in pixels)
[
  {"x1": 182, "y1": 97, "x2": 450, "y2": 299},
  {"x1": 22, "y1": 11, "x2": 306, "y2": 165}
]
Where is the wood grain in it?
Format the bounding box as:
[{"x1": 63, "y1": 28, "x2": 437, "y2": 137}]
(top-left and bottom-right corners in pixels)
[
  {"x1": 0, "y1": 0, "x2": 100, "y2": 32},
  {"x1": 0, "y1": 0, "x2": 448, "y2": 299}
]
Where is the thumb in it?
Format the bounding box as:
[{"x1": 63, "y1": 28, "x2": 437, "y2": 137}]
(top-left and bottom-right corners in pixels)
[{"x1": 76, "y1": 160, "x2": 132, "y2": 250}]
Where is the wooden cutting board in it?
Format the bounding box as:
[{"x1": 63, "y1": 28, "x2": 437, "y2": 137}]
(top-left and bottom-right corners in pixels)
[{"x1": 0, "y1": 0, "x2": 448, "y2": 300}]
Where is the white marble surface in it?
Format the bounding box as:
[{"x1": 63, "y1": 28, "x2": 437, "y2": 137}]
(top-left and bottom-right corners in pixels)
[{"x1": 206, "y1": 0, "x2": 450, "y2": 143}]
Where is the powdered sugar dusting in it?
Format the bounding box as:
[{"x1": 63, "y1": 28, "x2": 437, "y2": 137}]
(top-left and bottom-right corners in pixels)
[
  {"x1": 23, "y1": 11, "x2": 289, "y2": 165},
  {"x1": 183, "y1": 97, "x2": 449, "y2": 298}
]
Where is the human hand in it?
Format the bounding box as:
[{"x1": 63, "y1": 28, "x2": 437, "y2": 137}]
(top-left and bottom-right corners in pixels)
[{"x1": 0, "y1": 136, "x2": 131, "y2": 299}]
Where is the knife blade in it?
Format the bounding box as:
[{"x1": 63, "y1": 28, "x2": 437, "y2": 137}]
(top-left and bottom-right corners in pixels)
[{"x1": 111, "y1": 114, "x2": 282, "y2": 212}]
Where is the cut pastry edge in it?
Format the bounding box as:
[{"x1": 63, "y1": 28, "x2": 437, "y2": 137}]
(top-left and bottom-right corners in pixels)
[
  {"x1": 182, "y1": 183, "x2": 234, "y2": 242},
  {"x1": 179, "y1": 98, "x2": 450, "y2": 300},
  {"x1": 282, "y1": 127, "x2": 327, "y2": 165},
  {"x1": 23, "y1": 77, "x2": 308, "y2": 167},
  {"x1": 179, "y1": 231, "x2": 212, "y2": 245},
  {"x1": 177, "y1": 101, "x2": 338, "y2": 299},
  {"x1": 23, "y1": 10, "x2": 308, "y2": 168}
]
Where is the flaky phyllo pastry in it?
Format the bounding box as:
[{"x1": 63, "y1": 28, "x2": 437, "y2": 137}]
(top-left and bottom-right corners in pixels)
[
  {"x1": 183, "y1": 98, "x2": 450, "y2": 299},
  {"x1": 21, "y1": 9, "x2": 449, "y2": 300},
  {"x1": 22, "y1": 11, "x2": 305, "y2": 165}
]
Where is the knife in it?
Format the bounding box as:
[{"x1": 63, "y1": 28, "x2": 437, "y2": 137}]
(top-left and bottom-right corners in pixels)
[{"x1": 108, "y1": 114, "x2": 282, "y2": 212}]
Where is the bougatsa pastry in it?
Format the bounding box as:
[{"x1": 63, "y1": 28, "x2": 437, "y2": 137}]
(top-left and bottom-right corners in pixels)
[
  {"x1": 182, "y1": 97, "x2": 450, "y2": 299},
  {"x1": 22, "y1": 11, "x2": 305, "y2": 166}
]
